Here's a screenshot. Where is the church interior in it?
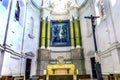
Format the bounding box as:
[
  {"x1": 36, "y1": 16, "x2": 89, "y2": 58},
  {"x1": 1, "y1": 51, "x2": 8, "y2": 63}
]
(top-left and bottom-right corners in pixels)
[{"x1": 0, "y1": 0, "x2": 120, "y2": 80}]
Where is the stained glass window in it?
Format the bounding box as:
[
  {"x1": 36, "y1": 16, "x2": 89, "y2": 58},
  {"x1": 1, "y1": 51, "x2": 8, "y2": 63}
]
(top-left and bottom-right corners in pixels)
[{"x1": 15, "y1": 1, "x2": 20, "y2": 21}]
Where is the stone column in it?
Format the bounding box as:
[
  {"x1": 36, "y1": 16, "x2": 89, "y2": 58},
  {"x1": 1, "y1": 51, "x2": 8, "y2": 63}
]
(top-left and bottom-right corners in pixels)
[
  {"x1": 78, "y1": 18, "x2": 82, "y2": 46},
  {"x1": 74, "y1": 17, "x2": 81, "y2": 48},
  {"x1": 41, "y1": 17, "x2": 46, "y2": 48},
  {"x1": 71, "y1": 48, "x2": 86, "y2": 74},
  {"x1": 39, "y1": 18, "x2": 42, "y2": 47},
  {"x1": 46, "y1": 19, "x2": 50, "y2": 49},
  {"x1": 70, "y1": 19, "x2": 75, "y2": 48},
  {"x1": 37, "y1": 49, "x2": 50, "y2": 75}
]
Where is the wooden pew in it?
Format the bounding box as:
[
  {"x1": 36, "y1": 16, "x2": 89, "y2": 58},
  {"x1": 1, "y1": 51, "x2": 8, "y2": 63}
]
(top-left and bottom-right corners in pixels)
[
  {"x1": 1, "y1": 76, "x2": 14, "y2": 80},
  {"x1": 31, "y1": 75, "x2": 46, "y2": 80},
  {"x1": 114, "y1": 74, "x2": 120, "y2": 80},
  {"x1": 77, "y1": 74, "x2": 91, "y2": 80},
  {"x1": 39, "y1": 75, "x2": 46, "y2": 80},
  {"x1": 13, "y1": 76, "x2": 24, "y2": 80},
  {"x1": 102, "y1": 73, "x2": 110, "y2": 80}
]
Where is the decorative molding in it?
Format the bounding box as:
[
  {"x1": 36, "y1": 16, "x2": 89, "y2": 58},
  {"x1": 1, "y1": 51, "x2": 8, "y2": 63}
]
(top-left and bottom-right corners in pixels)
[
  {"x1": 30, "y1": 0, "x2": 40, "y2": 9},
  {"x1": 25, "y1": 51, "x2": 35, "y2": 57},
  {"x1": 0, "y1": 44, "x2": 26, "y2": 58},
  {"x1": 98, "y1": 42, "x2": 120, "y2": 56},
  {"x1": 10, "y1": 56, "x2": 20, "y2": 60},
  {"x1": 100, "y1": 52, "x2": 111, "y2": 58},
  {"x1": 51, "y1": 50, "x2": 70, "y2": 53}
]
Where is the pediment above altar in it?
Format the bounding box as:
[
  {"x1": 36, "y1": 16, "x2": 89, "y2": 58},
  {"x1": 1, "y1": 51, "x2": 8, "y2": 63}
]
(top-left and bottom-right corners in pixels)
[{"x1": 41, "y1": 0, "x2": 79, "y2": 15}]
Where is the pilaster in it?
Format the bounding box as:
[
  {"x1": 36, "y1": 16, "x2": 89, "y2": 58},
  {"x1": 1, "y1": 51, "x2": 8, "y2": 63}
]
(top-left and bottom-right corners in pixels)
[
  {"x1": 74, "y1": 17, "x2": 81, "y2": 48},
  {"x1": 46, "y1": 19, "x2": 50, "y2": 49},
  {"x1": 41, "y1": 17, "x2": 46, "y2": 48},
  {"x1": 70, "y1": 19, "x2": 75, "y2": 48}
]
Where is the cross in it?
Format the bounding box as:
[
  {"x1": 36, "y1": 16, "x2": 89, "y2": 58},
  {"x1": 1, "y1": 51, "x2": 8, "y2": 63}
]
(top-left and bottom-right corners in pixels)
[
  {"x1": 84, "y1": 15, "x2": 99, "y2": 52},
  {"x1": 84, "y1": 15, "x2": 103, "y2": 80}
]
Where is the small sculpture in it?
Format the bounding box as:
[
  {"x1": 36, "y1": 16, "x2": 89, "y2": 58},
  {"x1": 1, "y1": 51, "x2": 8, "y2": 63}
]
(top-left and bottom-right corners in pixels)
[{"x1": 57, "y1": 56, "x2": 64, "y2": 64}]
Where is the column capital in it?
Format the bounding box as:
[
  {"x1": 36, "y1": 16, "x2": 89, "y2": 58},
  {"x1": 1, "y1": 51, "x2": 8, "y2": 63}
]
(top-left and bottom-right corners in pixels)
[
  {"x1": 41, "y1": 46, "x2": 45, "y2": 49},
  {"x1": 76, "y1": 45, "x2": 81, "y2": 48},
  {"x1": 70, "y1": 19, "x2": 73, "y2": 21},
  {"x1": 42, "y1": 17, "x2": 46, "y2": 20},
  {"x1": 74, "y1": 17, "x2": 78, "y2": 20},
  {"x1": 48, "y1": 18, "x2": 50, "y2": 21}
]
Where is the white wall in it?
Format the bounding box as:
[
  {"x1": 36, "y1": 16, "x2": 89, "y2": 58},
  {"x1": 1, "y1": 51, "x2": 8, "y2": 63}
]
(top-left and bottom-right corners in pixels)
[
  {"x1": 0, "y1": 0, "x2": 25, "y2": 76},
  {"x1": 0, "y1": 2, "x2": 8, "y2": 45},
  {"x1": 23, "y1": 1, "x2": 40, "y2": 76},
  {"x1": 79, "y1": 0, "x2": 96, "y2": 76},
  {"x1": 94, "y1": 0, "x2": 120, "y2": 73},
  {"x1": 0, "y1": 0, "x2": 40, "y2": 76}
]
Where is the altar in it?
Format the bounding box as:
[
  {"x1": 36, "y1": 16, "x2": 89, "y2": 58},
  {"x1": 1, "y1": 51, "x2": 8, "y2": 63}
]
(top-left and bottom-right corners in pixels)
[{"x1": 46, "y1": 64, "x2": 76, "y2": 80}]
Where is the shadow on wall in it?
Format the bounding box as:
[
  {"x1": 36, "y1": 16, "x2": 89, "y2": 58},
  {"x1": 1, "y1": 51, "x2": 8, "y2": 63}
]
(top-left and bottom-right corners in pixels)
[{"x1": 87, "y1": 51, "x2": 95, "y2": 57}]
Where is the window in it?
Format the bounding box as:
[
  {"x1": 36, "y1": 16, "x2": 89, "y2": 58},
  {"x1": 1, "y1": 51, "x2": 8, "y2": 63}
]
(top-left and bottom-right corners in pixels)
[
  {"x1": 28, "y1": 17, "x2": 35, "y2": 39},
  {"x1": 15, "y1": 1, "x2": 20, "y2": 21}
]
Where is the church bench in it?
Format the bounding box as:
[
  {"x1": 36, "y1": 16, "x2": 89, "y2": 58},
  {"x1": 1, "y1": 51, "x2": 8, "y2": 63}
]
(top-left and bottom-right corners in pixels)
[
  {"x1": 102, "y1": 73, "x2": 110, "y2": 80},
  {"x1": 31, "y1": 75, "x2": 46, "y2": 80},
  {"x1": 1, "y1": 76, "x2": 14, "y2": 80},
  {"x1": 77, "y1": 74, "x2": 91, "y2": 80},
  {"x1": 110, "y1": 74, "x2": 120, "y2": 80},
  {"x1": 13, "y1": 76, "x2": 24, "y2": 80}
]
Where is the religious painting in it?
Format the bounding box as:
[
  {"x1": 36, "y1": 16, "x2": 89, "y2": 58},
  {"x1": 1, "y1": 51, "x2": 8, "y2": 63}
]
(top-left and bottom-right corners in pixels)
[{"x1": 50, "y1": 20, "x2": 70, "y2": 47}]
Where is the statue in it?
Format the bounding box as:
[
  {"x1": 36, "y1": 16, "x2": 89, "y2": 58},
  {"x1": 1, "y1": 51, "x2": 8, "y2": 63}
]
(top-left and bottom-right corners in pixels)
[
  {"x1": 41, "y1": 0, "x2": 79, "y2": 15},
  {"x1": 96, "y1": 0, "x2": 106, "y2": 18}
]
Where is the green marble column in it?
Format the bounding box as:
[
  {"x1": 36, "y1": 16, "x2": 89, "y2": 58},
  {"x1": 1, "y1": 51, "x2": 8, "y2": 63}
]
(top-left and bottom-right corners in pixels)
[
  {"x1": 70, "y1": 19, "x2": 75, "y2": 48},
  {"x1": 78, "y1": 19, "x2": 82, "y2": 46},
  {"x1": 47, "y1": 19, "x2": 50, "y2": 48},
  {"x1": 74, "y1": 17, "x2": 81, "y2": 47},
  {"x1": 41, "y1": 18, "x2": 46, "y2": 48},
  {"x1": 39, "y1": 18, "x2": 42, "y2": 47}
]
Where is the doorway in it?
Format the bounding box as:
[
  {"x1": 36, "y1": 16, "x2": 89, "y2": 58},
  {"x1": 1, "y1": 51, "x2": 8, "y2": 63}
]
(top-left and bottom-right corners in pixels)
[
  {"x1": 25, "y1": 58, "x2": 32, "y2": 80},
  {"x1": 90, "y1": 57, "x2": 97, "y2": 78}
]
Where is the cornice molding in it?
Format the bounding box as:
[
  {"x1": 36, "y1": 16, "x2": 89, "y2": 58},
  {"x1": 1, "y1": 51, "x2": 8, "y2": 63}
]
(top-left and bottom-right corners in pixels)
[{"x1": 30, "y1": 0, "x2": 40, "y2": 10}]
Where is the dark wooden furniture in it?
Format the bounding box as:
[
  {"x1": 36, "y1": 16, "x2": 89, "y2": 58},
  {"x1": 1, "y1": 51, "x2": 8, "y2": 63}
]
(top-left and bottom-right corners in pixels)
[
  {"x1": 1, "y1": 76, "x2": 14, "y2": 80},
  {"x1": 77, "y1": 74, "x2": 91, "y2": 80}
]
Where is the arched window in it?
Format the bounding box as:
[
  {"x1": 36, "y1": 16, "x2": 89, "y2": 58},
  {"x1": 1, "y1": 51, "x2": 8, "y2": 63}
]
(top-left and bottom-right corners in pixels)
[
  {"x1": 28, "y1": 17, "x2": 35, "y2": 39},
  {"x1": 15, "y1": 1, "x2": 20, "y2": 21}
]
